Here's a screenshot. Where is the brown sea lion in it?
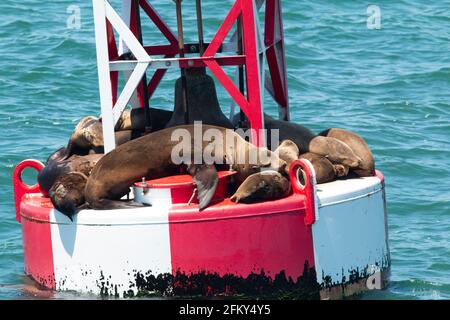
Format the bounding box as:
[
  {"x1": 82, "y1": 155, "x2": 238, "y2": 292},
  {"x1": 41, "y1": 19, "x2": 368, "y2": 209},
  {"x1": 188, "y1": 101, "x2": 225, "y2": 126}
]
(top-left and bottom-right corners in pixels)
[
  {"x1": 233, "y1": 114, "x2": 362, "y2": 169},
  {"x1": 230, "y1": 171, "x2": 291, "y2": 203},
  {"x1": 273, "y1": 139, "x2": 350, "y2": 184},
  {"x1": 66, "y1": 116, "x2": 134, "y2": 157},
  {"x1": 65, "y1": 116, "x2": 102, "y2": 156},
  {"x1": 38, "y1": 153, "x2": 103, "y2": 197},
  {"x1": 84, "y1": 124, "x2": 286, "y2": 215},
  {"x1": 66, "y1": 108, "x2": 173, "y2": 157},
  {"x1": 319, "y1": 128, "x2": 375, "y2": 177},
  {"x1": 274, "y1": 140, "x2": 300, "y2": 171},
  {"x1": 308, "y1": 136, "x2": 361, "y2": 168},
  {"x1": 49, "y1": 172, "x2": 89, "y2": 220},
  {"x1": 300, "y1": 152, "x2": 348, "y2": 184}
]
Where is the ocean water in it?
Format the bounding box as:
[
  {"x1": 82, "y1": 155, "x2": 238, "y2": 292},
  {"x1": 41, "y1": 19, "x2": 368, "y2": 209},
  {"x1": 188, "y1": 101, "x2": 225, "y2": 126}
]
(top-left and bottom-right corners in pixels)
[{"x1": 0, "y1": 0, "x2": 449, "y2": 300}]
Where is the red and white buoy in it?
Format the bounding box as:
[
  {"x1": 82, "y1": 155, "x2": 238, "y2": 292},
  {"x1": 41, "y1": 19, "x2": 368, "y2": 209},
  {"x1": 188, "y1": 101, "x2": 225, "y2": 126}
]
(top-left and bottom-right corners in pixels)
[
  {"x1": 14, "y1": 158, "x2": 389, "y2": 299},
  {"x1": 12, "y1": 0, "x2": 390, "y2": 299}
]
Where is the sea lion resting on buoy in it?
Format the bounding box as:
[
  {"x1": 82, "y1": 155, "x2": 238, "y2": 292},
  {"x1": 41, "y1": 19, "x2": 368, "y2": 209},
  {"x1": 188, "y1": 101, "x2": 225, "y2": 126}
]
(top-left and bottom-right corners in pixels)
[
  {"x1": 228, "y1": 138, "x2": 352, "y2": 203},
  {"x1": 39, "y1": 126, "x2": 128, "y2": 198},
  {"x1": 38, "y1": 118, "x2": 131, "y2": 197},
  {"x1": 115, "y1": 107, "x2": 173, "y2": 132},
  {"x1": 38, "y1": 152, "x2": 103, "y2": 197},
  {"x1": 230, "y1": 171, "x2": 291, "y2": 204},
  {"x1": 81, "y1": 124, "x2": 287, "y2": 217},
  {"x1": 319, "y1": 128, "x2": 375, "y2": 177},
  {"x1": 263, "y1": 115, "x2": 375, "y2": 176},
  {"x1": 66, "y1": 108, "x2": 173, "y2": 157},
  {"x1": 234, "y1": 114, "x2": 362, "y2": 168},
  {"x1": 274, "y1": 140, "x2": 300, "y2": 170},
  {"x1": 270, "y1": 139, "x2": 348, "y2": 184},
  {"x1": 229, "y1": 140, "x2": 296, "y2": 201},
  {"x1": 49, "y1": 172, "x2": 89, "y2": 219},
  {"x1": 300, "y1": 152, "x2": 348, "y2": 184},
  {"x1": 66, "y1": 116, "x2": 133, "y2": 157},
  {"x1": 48, "y1": 125, "x2": 289, "y2": 218}
]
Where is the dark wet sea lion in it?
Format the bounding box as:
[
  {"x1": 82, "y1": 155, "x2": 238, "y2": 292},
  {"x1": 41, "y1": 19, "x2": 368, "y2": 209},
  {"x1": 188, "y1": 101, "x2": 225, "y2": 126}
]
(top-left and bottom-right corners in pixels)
[
  {"x1": 230, "y1": 171, "x2": 291, "y2": 203},
  {"x1": 84, "y1": 124, "x2": 286, "y2": 214},
  {"x1": 319, "y1": 128, "x2": 375, "y2": 177},
  {"x1": 263, "y1": 114, "x2": 316, "y2": 153},
  {"x1": 45, "y1": 146, "x2": 69, "y2": 164},
  {"x1": 300, "y1": 152, "x2": 348, "y2": 184},
  {"x1": 38, "y1": 153, "x2": 103, "y2": 197},
  {"x1": 49, "y1": 172, "x2": 88, "y2": 220},
  {"x1": 165, "y1": 70, "x2": 234, "y2": 129},
  {"x1": 115, "y1": 107, "x2": 173, "y2": 132}
]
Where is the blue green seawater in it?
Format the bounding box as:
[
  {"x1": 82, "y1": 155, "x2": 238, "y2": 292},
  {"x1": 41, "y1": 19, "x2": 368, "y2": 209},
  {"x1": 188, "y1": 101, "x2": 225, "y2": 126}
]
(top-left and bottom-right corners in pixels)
[{"x1": 0, "y1": 0, "x2": 449, "y2": 300}]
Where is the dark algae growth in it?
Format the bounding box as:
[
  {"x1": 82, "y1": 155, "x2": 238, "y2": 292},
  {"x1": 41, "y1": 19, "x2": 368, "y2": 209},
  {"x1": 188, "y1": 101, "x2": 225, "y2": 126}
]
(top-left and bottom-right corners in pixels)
[{"x1": 94, "y1": 262, "x2": 321, "y2": 299}]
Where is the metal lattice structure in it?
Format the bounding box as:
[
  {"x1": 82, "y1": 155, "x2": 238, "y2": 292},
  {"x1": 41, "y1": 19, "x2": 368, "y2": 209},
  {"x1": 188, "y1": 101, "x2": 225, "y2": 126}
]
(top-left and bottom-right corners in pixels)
[{"x1": 92, "y1": 0, "x2": 289, "y2": 152}]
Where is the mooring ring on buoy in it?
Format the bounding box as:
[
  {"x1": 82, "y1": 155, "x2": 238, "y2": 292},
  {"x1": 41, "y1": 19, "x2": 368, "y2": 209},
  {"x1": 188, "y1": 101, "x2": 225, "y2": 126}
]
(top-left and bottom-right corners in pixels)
[
  {"x1": 13, "y1": 159, "x2": 45, "y2": 222},
  {"x1": 289, "y1": 159, "x2": 317, "y2": 226},
  {"x1": 289, "y1": 159, "x2": 314, "y2": 194}
]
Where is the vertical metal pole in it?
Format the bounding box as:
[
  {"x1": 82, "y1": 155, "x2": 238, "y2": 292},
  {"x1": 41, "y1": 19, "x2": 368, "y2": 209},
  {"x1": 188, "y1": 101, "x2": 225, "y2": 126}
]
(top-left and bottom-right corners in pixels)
[
  {"x1": 92, "y1": 0, "x2": 116, "y2": 153},
  {"x1": 237, "y1": 15, "x2": 247, "y2": 127},
  {"x1": 242, "y1": 0, "x2": 265, "y2": 147},
  {"x1": 175, "y1": 0, "x2": 189, "y2": 124},
  {"x1": 133, "y1": 0, "x2": 152, "y2": 132},
  {"x1": 121, "y1": 0, "x2": 140, "y2": 110},
  {"x1": 195, "y1": 0, "x2": 205, "y2": 55}
]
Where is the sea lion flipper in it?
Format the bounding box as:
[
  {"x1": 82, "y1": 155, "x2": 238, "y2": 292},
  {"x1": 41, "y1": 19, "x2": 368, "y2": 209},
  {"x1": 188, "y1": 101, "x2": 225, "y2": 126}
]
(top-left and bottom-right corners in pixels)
[
  {"x1": 188, "y1": 164, "x2": 218, "y2": 210},
  {"x1": 333, "y1": 164, "x2": 349, "y2": 177}
]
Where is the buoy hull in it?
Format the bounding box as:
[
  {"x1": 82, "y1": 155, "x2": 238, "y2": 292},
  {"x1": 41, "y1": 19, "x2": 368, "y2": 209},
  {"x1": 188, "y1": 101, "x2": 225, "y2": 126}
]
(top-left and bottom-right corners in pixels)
[{"x1": 18, "y1": 171, "x2": 389, "y2": 299}]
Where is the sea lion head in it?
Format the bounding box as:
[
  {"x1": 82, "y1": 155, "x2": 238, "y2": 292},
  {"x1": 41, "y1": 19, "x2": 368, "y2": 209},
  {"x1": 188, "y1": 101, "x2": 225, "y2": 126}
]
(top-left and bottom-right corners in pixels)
[
  {"x1": 38, "y1": 153, "x2": 103, "y2": 197},
  {"x1": 230, "y1": 170, "x2": 291, "y2": 203},
  {"x1": 274, "y1": 140, "x2": 300, "y2": 171},
  {"x1": 49, "y1": 172, "x2": 88, "y2": 221},
  {"x1": 66, "y1": 116, "x2": 103, "y2": 157},
  {"x1": 38, "y1": 161, "x2": 70, "y2": 197}
]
